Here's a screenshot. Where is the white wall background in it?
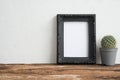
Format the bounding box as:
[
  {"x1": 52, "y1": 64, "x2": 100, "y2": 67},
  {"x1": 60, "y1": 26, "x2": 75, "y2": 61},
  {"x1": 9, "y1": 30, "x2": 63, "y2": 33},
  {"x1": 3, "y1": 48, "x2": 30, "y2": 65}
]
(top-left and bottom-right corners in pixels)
[{"x1": 0, "y1": 0, "x2": 120, "y2": 64}]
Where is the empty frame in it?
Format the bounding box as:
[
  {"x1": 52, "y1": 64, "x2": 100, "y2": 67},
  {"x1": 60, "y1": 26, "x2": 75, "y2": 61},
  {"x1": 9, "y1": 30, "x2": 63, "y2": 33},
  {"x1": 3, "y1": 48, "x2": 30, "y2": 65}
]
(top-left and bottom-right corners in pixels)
[
  {"x1": 64, "y1": 22, "x2": 88, "y2": 57},
  {"x1": 57, "y1": 14, "x2": 96, "y2": 64}
]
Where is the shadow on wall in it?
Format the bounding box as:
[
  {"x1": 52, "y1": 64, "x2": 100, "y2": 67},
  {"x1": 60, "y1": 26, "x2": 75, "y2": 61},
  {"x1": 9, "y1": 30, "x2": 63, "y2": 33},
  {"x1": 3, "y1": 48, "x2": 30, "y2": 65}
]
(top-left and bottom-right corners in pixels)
[
  {"x1": 49, "y1": 16, "x2": 57, "y2": 63},
  {"x1": 96, "y1": 40, "x2": 101, "y2": 64}
]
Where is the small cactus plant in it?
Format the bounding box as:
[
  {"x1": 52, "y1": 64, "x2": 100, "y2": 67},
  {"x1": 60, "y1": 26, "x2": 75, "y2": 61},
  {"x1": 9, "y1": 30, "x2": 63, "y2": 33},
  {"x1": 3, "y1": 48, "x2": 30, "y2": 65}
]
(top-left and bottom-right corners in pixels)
[{"x1": 101, "y1": 35, "x2": 116, "y2": 48}]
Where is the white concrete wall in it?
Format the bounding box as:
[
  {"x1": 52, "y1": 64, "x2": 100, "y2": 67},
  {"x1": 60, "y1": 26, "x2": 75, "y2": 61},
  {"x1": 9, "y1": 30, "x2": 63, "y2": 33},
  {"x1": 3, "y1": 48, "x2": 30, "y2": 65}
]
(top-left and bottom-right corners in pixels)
[{"x1": 0, "y1": 0, "x2": 120, "y2": 64}]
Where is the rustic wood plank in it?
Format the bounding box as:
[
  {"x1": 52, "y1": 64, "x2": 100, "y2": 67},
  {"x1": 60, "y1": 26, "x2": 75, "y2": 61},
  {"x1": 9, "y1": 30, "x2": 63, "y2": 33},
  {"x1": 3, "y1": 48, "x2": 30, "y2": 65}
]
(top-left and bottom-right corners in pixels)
[{"x1": 0, "y1": 64, "x2": 120, "y2": 80}]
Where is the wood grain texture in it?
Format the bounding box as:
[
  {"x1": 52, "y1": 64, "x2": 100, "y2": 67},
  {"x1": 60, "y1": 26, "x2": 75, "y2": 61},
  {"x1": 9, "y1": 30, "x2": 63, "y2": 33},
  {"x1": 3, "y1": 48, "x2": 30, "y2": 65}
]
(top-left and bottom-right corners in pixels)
[{"x1": 0, "y1": 64, "x2": 120, "y2": 80}]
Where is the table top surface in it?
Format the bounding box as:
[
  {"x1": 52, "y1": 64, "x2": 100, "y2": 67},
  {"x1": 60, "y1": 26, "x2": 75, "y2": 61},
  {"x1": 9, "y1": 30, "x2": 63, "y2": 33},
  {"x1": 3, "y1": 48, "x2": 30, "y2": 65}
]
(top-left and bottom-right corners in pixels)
[{"x1": 0, "y1": 64, "x2": 120, "y2": 80}]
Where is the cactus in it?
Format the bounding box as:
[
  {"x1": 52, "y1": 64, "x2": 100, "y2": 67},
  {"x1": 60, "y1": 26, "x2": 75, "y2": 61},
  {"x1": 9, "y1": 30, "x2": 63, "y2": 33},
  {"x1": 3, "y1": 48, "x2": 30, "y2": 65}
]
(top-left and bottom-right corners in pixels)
[{"x1": 101, "y1": 35, "x2": 116, "y2": 48}]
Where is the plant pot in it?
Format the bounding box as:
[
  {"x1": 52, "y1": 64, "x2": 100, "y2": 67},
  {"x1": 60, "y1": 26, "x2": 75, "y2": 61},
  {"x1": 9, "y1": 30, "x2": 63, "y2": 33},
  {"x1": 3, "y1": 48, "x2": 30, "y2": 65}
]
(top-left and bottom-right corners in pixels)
[{"x1": 100, "y1": 48, "x2": 117, "y2": 66}]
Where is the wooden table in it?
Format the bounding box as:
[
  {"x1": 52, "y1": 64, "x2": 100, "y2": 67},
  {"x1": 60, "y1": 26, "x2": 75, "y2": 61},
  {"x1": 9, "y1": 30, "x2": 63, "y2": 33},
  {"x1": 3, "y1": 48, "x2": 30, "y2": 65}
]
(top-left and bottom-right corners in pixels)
[{"x1": 0, "y1": 64, "x2": 120, "y2": 80}]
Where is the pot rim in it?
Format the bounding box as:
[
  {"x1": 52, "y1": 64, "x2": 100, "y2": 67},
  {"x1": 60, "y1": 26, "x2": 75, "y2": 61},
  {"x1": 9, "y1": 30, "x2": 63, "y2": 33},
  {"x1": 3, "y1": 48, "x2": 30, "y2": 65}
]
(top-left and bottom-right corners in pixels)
[{"x1": 100, "y1": 48, "x2": 118, "y2": 52}]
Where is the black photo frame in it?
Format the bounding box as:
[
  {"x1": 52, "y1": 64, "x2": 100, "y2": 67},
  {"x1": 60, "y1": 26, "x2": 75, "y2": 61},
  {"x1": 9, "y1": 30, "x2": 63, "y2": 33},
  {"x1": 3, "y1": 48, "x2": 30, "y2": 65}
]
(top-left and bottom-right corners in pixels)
[{"x1": 57, "y1": 14, "x2": 96, "y2": 64}]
